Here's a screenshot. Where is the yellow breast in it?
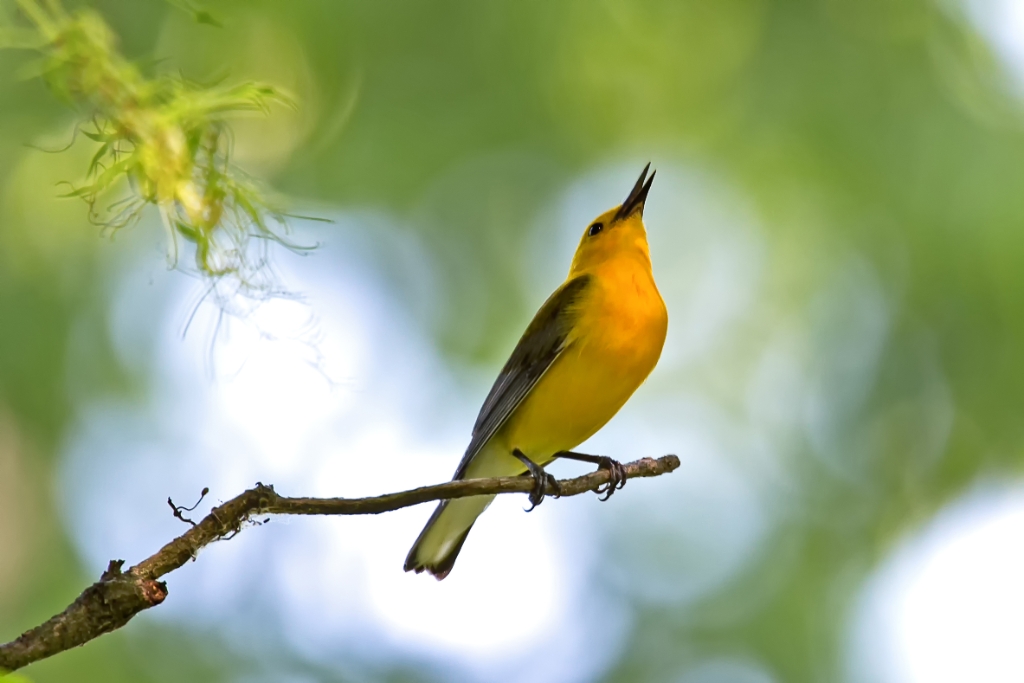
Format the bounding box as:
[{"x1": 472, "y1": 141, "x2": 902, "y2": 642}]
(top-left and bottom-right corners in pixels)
[{"x1": 499, "y1": 254, "x2": 668, "y2": 461}]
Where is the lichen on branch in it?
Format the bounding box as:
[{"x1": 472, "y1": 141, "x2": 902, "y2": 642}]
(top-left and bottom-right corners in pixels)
[{"x1": 4, "y1": 0, "x2": 311, "y2": 294}]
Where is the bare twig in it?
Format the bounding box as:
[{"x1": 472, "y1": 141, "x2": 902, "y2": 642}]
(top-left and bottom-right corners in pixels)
[
  {"x1": 167, "y1": 486, "x2": 209, "y2": 527},
  {"x1": 0, "y1": 455, "x2": 679, "y2": 672}
]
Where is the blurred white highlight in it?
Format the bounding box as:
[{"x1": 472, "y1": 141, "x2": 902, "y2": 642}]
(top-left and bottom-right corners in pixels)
[{"x1": 849, "y1": 486, "x2": 1024, "y2": 683}]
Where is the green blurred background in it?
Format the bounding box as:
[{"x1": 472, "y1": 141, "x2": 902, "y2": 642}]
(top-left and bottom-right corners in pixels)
[{"x1": 4, "y1": 0, "x2": 1024, "y2": 681}]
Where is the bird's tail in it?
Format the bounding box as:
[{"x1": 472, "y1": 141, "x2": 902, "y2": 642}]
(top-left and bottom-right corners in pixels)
[
  {"x1": 404, "y1": 494, "x2": 495, "y2": 580},
  {"x1": 406, "y1": 440, "x2": 532, "y2": 579}
]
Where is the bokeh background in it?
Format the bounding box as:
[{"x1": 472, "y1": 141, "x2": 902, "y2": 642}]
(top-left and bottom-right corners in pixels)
[{"x1": 4, "y1": 0, "x2": 1024, "y2": 681}]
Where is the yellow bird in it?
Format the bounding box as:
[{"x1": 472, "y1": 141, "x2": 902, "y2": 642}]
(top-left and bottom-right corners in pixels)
[{"x1": 405, "y1": 163, "x2": 668, "y2": 579}]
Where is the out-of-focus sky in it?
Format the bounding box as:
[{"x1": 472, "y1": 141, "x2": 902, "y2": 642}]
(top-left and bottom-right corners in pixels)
[{"x1": 4, "y1": 1, "x2": 1024, "y2": 682}]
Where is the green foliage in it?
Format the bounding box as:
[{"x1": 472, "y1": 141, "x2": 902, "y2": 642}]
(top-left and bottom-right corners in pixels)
[
  {"x1": 164, "y1": 0, "x2": 222, "y2": 28},
  {"x1": 4, "y1": 0, "x2": 304, "y2": 291}
]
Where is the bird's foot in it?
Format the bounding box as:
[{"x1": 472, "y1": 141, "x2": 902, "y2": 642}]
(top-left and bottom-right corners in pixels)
[
  {"x1": 554, "y1": 451, "x2": 628, "y2": 501},
  {"x1": 513, "y1": 449, "x2": 561, "y2": 511},
  {"x1": 594, "y1": 457, "x2": 627, "y2": 501}
]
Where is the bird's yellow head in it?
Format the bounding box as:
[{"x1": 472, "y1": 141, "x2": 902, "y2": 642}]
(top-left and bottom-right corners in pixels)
[{"x1": 569, "y1": 163, "x2": 656, "y2": 276}]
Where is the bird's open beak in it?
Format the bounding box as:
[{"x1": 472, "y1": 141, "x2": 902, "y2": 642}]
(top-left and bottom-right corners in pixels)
[{"x1": 615, "y1": 162, "x2": 656, "y2": 220}]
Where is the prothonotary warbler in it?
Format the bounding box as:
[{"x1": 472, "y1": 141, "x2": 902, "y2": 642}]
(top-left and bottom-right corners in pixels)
[{"x1": 405, "y1": 163, "x2": 668, "y2": 579}]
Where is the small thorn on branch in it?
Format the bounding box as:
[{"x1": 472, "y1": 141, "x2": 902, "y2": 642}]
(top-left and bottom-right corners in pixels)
[{"x1": 101, "y1": 559, "x2": 125, "y2": 580}]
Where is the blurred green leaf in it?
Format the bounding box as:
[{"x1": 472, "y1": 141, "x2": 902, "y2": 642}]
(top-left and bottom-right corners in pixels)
[{"x1": 164, "y1": 0, "x2": 223, "y2": 28}]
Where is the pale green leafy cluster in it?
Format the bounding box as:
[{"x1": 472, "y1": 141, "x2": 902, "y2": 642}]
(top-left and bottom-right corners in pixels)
[{"x1": 4, "y1": 0, "x2": 308, "y2": 290}]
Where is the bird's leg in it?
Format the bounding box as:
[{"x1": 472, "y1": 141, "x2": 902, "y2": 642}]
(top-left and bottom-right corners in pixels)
[
  {"x1": 553, "y1": 451, "x2": 627, "y2": 501},
  {"x1": 512, "y1": 449, "x2": 561, "y2": 511}
]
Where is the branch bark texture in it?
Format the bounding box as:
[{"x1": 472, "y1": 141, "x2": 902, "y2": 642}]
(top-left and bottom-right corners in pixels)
[{"x1": 0, "y1": 455, "x2": 679, "y2": 672}]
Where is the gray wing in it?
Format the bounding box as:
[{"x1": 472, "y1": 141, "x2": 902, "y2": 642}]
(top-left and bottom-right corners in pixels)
[{"x1": 452, "y1": 274, "x2": 592, "y2": 480}]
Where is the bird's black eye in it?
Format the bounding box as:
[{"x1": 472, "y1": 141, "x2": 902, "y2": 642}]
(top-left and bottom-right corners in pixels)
[{"x1": 588, "y1": 222, "x2": 603, "y2": 237}]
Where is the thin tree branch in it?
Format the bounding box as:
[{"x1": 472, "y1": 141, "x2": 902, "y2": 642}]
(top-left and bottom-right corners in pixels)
[{"x1": 0, "y1": 455, "x2": 679, "y2": 672}]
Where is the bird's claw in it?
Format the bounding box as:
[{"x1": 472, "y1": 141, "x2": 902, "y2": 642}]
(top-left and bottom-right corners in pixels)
[
  {"x1": 512, "y1": 449, "x2": 562, "y2": 511},
  {"x1": 524, "y1": 471, "x2": 561, "y2": 511},
  {"x1": 595, "y1": 457, "x2": 627, "y2": 501}
]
